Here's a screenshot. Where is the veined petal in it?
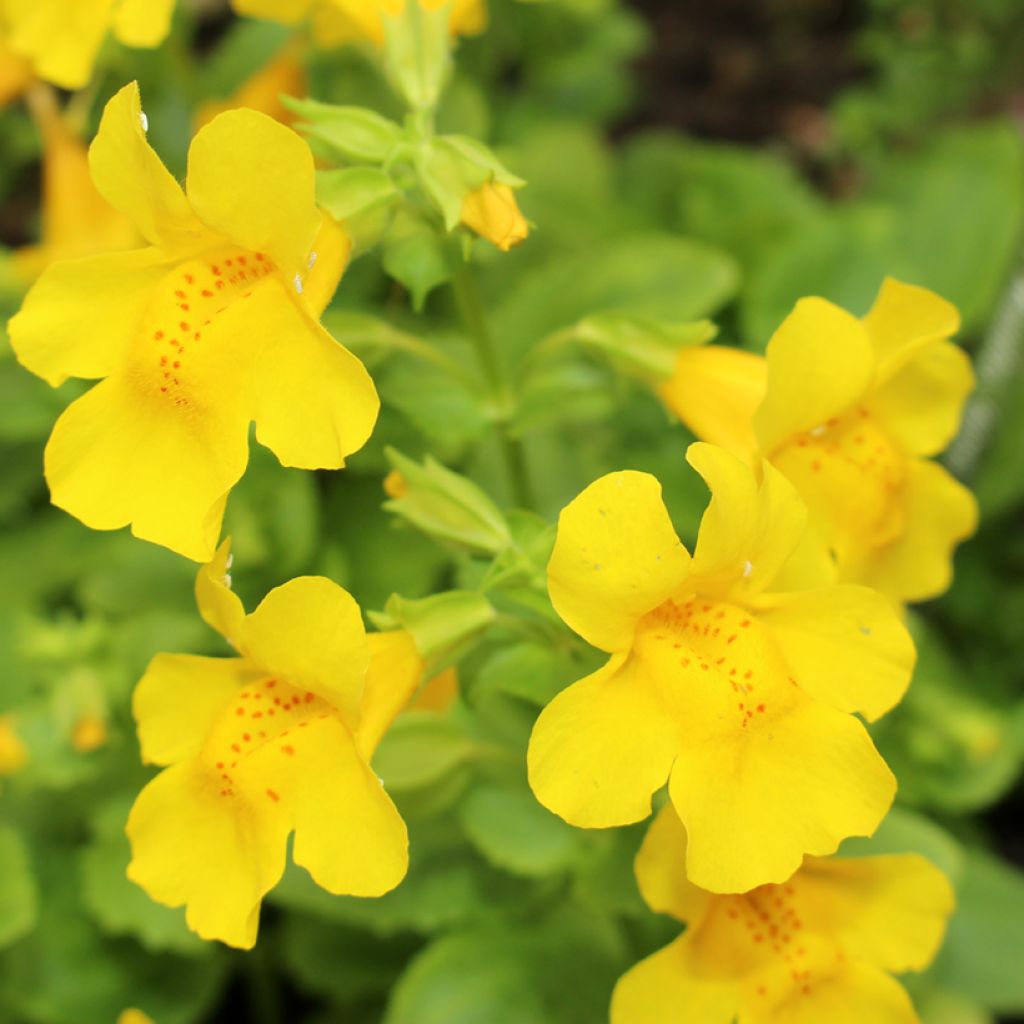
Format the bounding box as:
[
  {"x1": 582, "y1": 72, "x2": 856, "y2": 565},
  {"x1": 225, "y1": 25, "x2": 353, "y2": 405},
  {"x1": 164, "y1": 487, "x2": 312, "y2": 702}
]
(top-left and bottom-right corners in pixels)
[
  {"x1": 659, "y1": 345, "x2": 767, "y2": 461},
  {"x1": 8, "y1": 248, "x2": 173, "y2": 387},
  {"x1": 241, "y1": 715, "x2": 408, "y2": 897},
  {"x1": 867, "y1": 340, "x2": 974, "y2": 457},
  {"x1": 635, "y1": 805, "x2": 714, "y2": 926},
  {"x1": 754, "y1": 298, "x2": 874, "y2": 455},
  {"x1": 757, "y1": 585, "x2": 915, "y2": 722},
  {"x1": 527, "y1": 654, "x2": 678, "y2": 828},
  {"x1": 356, "y1": 630, "x2": 425, "y2": 761},
  {"x1": 195, "y1": 540, "x2": 246, "y2": 646},
  {"x1": 126, "y1": 760, "x2": 288, "y2": 949},
  {"x1": 863, "y1": 277, "x2": 960, "y2": 382},
  {"x1": 240, "y1": 576, "x2": 369, "y2": 724},
  {"x1": 547, "y1": 471, "x2": 691, "y2": 653},
  {"x1": 133, "y1": 654, "x2": 258, "y2": 766},
  {"x1": 797, "y1": 854, "x2": 954, "y2": 974},
  {"x1": 854, "y1": 459, "x2": 977, "y2": 603},
  {"x1": 113, "y1": 0, "x2": 175, "y2": 46},
  {"x1": 686, "y1": 444, "x2": 808, "y2": 599},
  {"x1": 611, "y1": 935, "x2": 738, "y2": 1024},
  {"x1": 242, "y1": 278, "x2": 379, "y2": 470},
  {"x1": 89, "y1": 83, "x2": 203, "y2": 249},
  {"x1": 44, "y1": 373, "x2": 248, "y2": 562},
  {"x1": 186, "y1": 109, "x2": 320, "y2": 277}
]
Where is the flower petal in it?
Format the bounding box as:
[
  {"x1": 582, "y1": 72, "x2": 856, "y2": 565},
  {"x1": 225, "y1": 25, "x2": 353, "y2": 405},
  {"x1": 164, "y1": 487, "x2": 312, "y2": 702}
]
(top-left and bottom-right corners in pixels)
[
  {"x1": 797, "y1": 854, "x2": 954, "y2": 973},
  {"x1": 112, "y1": 0, "x2": 175, "y2": 46},
  {"x1": 668, "y1": 691, "x2": 895, "y2": 893},
  {"x1": 461, "y1": 183, "x2": 529, "y2": 252},
  {"x1": 855, "y1": 458, "x2": 978, "y2": 604},
  {"x1": 241, "y1": 715, "x2": 408, "y2": 896},
  {"x1": 240, "y1": 576, "x2": 369, "y2": 724},
  {"x1": 303, "y1": 212, "x2": 353, "y2": 318},
  {"x1": 356, "y1": 630, "x2": 425, "y2": 760},
  {"x1": 133, "y1": 654, "x2": 258, "y2": 766},
  {"x1": 547, "y1": 471, "x2": 691, "y2": 653},
  {"x1": 229, "y1": 0, "x2": 315, "y2": 24},
  {"x1": 754, "y1": 298, "x2": 874, "y2": 455},
  {"x1": 8, "y1": 248, "x2": 174, "y2": 387},
  {"x1": 242, "y1": 278, "x2": 379, "y2": 470},
  {"x1": 758, "y1": 584, "x2": 915, "y2": 722},
  {"x1": 89, "y1": 83, "x2": 202, "y2": 249},
  {"x1": 44, "y1": 373, "x2": 248, "y2": 562},
  {"x1": 659, "y1": 345, "x2": 767, "y2": 461},
  {"x1": 186, "y1": 109, "x2": 320, "y2": 277},
  {"x1": 527, "y1": 654, "x2": 678, "y2": 828},
  {"x1": 867, "y1": 340, "x2": 974, "y2": 457},
  {"x1": 635, "y1": 805, "x2": 713, "y2": 925},
  {"x1": 126, "y1": 760, "x2": 288, "y2": 949},
  {"x1": 686, "y1": 443, "x2": 808, "y2": 599},
  {"x1": 195, "y1": 540, "x2": 246, "y2": 647},
  {"x1": 5, "y1": 0, "x2": 112, "y2": 90},
  {"x1": 611, "y1": 935, "x2": 738, "y2": 1024}
]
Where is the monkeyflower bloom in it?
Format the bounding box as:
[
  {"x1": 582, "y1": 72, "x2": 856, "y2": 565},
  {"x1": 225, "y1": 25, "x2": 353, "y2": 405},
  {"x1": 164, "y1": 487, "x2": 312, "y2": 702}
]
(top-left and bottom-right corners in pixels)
[
  {"x1": 661, "y1": 280, "x2": 977, "y2": 604},
  {"x1": 528, "y1": 443, "x2": 914, "y2": 893},
  {"x1": 232, "y1": 0, "x2": 486, "y2": 46},
  {"x1": 1, "y1": 0, "x2": 175, "y2": 90},
  {"x1": 461, "y1": 183, "x2": 530, "y2": 252},
  {"x1": 612, "y1": 804, "x2": 954, "y2": 1024},
  {"x1": 128, "y1": 543, "x2": 426, "y2": 949},
  {"x1": 9, "y1": 82, "x2": 377, "y2": 562}
]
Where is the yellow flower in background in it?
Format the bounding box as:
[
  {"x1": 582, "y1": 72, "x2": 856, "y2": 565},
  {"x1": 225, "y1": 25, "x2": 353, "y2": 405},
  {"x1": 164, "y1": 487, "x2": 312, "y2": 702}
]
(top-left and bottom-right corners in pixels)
[
  {"x1": 9, "y1": 82, "x2": 377, "y2": 563},
  {"x1": 71, "y1": 714, "x2": 108, "y2": 753},
  {"x1": 0, "y1": 715, "x2": 28, "y2": 775},
  {"x1": 461, "y1": 182, "x2": 530, "y2": 252},
  {"x1": 612, "y1": 804, "x2": 954, "y2": 1024},
  {"x1": 232, "y1": 0, "x2": 486, "y2": 47},
  {"x1": 12, "y1": 85, "x2": 138, "y2": 283},
  {"x1": 117, "y1": 1010, "x2": 155, "y2": 1024},
  {"x1": 0, "y1": 35, "x2": 31, "y2": 105},
  {"x1": 528, "y1": 442, "x2": 914, "y2": 894},
  {"x1": 661, "y1": 280, "x2": 977, "y2": 604},
  {"x1": 127, "y1": 543, "x2": 422, "y2": 949},
  {"x1": 0, "y1": 0, "x2": 176, "y2": 91}
]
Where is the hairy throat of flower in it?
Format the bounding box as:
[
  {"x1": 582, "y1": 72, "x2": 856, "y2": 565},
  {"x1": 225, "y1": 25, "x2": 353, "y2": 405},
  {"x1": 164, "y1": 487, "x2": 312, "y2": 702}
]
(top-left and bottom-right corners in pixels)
[{"x1": 771, "y1": 407, "x2": 907, "y2": 558}]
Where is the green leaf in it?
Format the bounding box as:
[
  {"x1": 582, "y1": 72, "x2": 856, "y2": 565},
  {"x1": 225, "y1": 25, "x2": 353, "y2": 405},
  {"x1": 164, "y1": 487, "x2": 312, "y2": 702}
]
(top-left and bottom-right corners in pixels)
[
  {"x1": 373, "y1": 713, "x2": 480, "y2": 792},
  {"x1": 382, "y1": 215, "x2": 457, "y2": 310},
  {"x1": 0, "y1": 827, "x2": 36, "y2": 949},
  {"x1": 317, "y1": 167, "x2": 400, "y2": 221},
  {"x1": 287, "y1": 98, "x2": 405, "y2": 163}
]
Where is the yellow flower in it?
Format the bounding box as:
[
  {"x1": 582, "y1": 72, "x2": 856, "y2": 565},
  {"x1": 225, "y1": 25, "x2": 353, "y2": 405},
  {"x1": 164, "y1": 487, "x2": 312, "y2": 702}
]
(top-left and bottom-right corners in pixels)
[
  {"x1": 232, "y1": 0, "x2": 486, "y2": 46},
  {"x1": 0, "y1": 715, "x2": 28, "y2": 775},
  {"x1": 9, "y1": 82, "x2": 377, "y2": 563},
  {"x1": 12, "y1": 84, "x2": 138, "y2": 282},
  {"x1": 0, "y1": 35, "x2": 32, "y2": 105},
  {"x1": 461, "y1": 182, "x2": 530, "y2": 252},
  {"x1": 527, "y1": 442, "x2": 914, "y2": 893},
  {"x1": 660, "y1": 280, "x2": 977, "y2": 604},
  {"x1": 612, "y1": 804, "x2": 954, "y2": 1024},
  {"x1": 117, "y1": 1010, "x2": 155, "y2": 1024},
  {"x1": 127, "y1": 543, "x2": 424, "y2": 949},
  {"x1": 1, "y1": 0, "x2": 176, "y2": 91},
  {"x1": 71, "y1": 713, "x2": 108, "y2": 753}
]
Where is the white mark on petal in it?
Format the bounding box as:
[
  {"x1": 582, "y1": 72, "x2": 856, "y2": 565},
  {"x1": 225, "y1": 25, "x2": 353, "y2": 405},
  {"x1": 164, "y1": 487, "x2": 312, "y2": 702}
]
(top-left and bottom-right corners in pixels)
[
  {"x1": 742, "y1": 560, "x2": 753, "y2": 578},
  {"x1": 226, "y1": 553, "x2": 234, "y2": 571},
  {"x1": 139, "y1": 111, "x2": 149, "y2": 132},
  {"x1": 809, "y1": 424, "x2": 827, "y2": 438},
  {"x1": 307, "y1": 251, "x2": 318, "y2": 270},
  {"x1": 293, "y1": 273, "x2": 304, "y2": 294}
]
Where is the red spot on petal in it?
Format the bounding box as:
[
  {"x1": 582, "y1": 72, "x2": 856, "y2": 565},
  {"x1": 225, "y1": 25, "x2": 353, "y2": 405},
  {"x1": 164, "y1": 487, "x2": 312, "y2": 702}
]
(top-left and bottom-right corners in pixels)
[{"x1": 266, "y1": 788, "x2": 279, "y2": 802}]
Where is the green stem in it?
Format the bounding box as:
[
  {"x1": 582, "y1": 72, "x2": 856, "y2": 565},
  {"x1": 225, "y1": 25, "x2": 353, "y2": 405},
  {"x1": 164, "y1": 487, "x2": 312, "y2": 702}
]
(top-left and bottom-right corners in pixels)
[{"x1": 451, "y1": 266, "x2": 533, "y2": 507}]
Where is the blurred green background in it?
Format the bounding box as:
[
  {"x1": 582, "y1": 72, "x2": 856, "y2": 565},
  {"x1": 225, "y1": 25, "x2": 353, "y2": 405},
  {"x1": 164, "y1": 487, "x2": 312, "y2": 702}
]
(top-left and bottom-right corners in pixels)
[{"x1": 1, "y1": 1, "x2": 1023, "y2": 1021}]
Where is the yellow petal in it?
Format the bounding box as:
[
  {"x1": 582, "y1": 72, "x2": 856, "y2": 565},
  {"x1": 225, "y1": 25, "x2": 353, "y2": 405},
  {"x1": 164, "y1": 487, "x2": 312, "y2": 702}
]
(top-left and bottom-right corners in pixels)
[
  {"x1": 244, "y1": 277, "x2": 378, "y2": 470},
  {"x1": 0, "y1": 716, "x2": 28, "y2": 775},
  {"x1": 527, "y1": 654, "x2": 679, "y2": 828},
  {"x1": 126, "y1": 760, "x2": 288, "y2": 949},
  {"x1": 89, "y1": 83, "x2": 202, "y2": 249},
  {"x1": 409, "y1": 667, "x2": 458, "y2": 712},
  {"x1": 186, "y1": 109, "x2": 320, "y2": 277},
  {"x1": 547, "y1": 471, "x2": 691, "y2": 653},
  {"x1": 117, "y1": 1010, "x2": 155, "y2": 1024},
  {"x1": 635, "y1": 805, "x2": 713, "y2": 925},
  {"x1": 659, "y1": 345, "x2": 767, "y2": 461},
  {"x1": 44, "y1": 373, "x2": 247, "y2": 562},
  {"x1": 461, "y1": 182, "x2": 529, "y2": 252},
  {"x1": 611, "y1": 935, "x2": 738, "y2": 1024},
  {"x1": 8, "y1": 248, "x2": 175, "y2": 387},
  {"x1": 0, "y1": 38, "x2": 33, "y2": 106},
  {"x1": 230, "y1": 0, "x2": 315, "y2": 24},
  {"x1": 797, "y1": 853, "x2": 954, "y2": 973},
  {"x1": 356, "y1": 630, "x2": 425, "y2": 760},
  {"x1": 863, "y1": 277, "x2": 960, "y2": 382},
  {"x1": 112, "y1": 0, "x2": 175, "y2": 47},
  {"x1": 240, "y1": 715, "x2": 408, "y2": 897},
  {"x1": 240, "y1": 577, "x2": 369, "y2": 725},
  {"x1": 133, "y1": 654, "x2": 258, "y2": 766},
  {"x1": 758, "y1": 584, "x2": 915, "y2": 722},
  {"x1": 853, "y1": 458, "x2": 977, "y2": 603},
  {"x1": 754, "y1": 298, "x2": 874, "y2": 455},
  {"x1": 868, "y1": 340, "x2": 974, "y2": 457},
  {"x1": 447, "y1": 0, "x2": 487, "y2": 35},
  {"x1": 195, "y1": 540, "x2": 246, "y2": 647},
  {"x1": 686, "y1": 443, "x2": 808, "y2": 599},
  {"x1": 302, "y1": 212, "x2": 352, "y2": 318}
]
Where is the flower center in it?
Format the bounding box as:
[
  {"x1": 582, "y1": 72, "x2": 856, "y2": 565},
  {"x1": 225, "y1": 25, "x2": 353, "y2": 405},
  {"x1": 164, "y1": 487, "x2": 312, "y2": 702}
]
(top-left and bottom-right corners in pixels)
[{"x1": 770, "y1": 407, "x2": 907, "y2": 557}]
